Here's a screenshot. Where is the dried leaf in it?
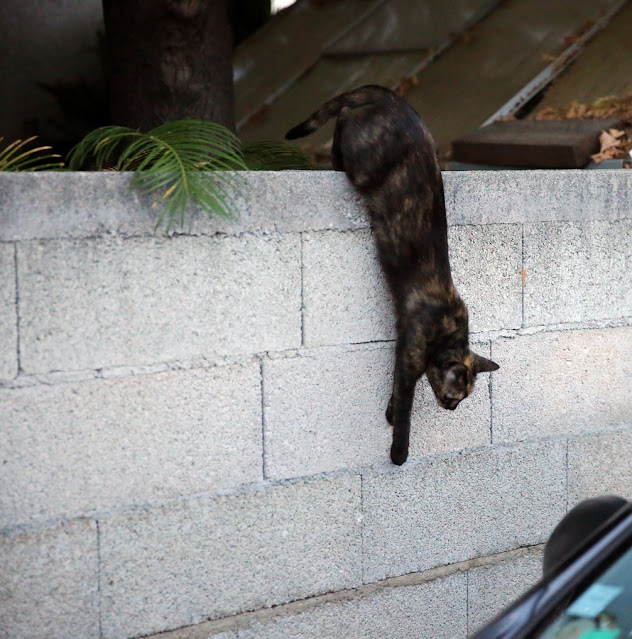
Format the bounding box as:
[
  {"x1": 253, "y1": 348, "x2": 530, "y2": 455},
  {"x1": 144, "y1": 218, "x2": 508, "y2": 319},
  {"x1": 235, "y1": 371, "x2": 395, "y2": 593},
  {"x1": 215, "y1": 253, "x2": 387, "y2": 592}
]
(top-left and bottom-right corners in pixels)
[{"x1": 591, "y1": 128, "x2": 626, "y2": 163}]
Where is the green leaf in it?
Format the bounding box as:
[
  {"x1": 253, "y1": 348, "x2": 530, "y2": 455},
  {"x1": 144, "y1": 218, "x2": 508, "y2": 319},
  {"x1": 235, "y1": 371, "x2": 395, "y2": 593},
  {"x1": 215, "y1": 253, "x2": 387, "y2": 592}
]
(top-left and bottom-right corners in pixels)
[
  {"x1": 0, "y1": 137, "x2": 64, "y2": 171},
  {"x1": 242, "y1": 141, "x2": 316, "y2": 170},
  {"x1": 68, "y1": 122, "x2": 315, "y2": 230},
  {"x1": 68, "y1": 121, "x2": 247, "y2": 230}
]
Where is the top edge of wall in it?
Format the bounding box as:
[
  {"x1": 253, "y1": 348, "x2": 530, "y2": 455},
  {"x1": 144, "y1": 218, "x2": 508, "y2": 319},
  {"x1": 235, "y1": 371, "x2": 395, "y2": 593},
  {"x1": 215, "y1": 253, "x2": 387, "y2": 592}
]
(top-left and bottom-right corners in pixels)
[{"x1": 1, "y1": 170, "x2": 631, "y2": 241}]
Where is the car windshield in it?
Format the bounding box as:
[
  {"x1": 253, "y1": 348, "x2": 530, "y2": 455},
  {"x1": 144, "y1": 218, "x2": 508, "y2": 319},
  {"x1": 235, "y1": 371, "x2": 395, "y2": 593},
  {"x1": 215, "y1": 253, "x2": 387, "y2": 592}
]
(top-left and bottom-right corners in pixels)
[{"x1": 540, "y1": 545, "x2": 632, "y2": 639}]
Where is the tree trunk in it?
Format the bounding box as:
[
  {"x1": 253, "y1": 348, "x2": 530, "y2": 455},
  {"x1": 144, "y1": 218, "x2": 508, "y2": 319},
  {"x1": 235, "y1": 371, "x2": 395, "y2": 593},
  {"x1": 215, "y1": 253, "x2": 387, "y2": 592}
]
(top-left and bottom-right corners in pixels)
[{"x1": 103, "y1": 0, "x2": 235, "y2": 132}]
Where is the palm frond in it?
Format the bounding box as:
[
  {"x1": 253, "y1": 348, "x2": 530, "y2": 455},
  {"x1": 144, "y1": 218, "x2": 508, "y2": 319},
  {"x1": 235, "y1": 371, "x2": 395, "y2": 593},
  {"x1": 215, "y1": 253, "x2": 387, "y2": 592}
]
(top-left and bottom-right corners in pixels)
[
  {"x1": 242, "y1": 141, "x2": 316, "y2": 170},
  {"x1": 0, "y1": 137, "x2": 64, "y2": 171},
  {"x1": 68, "y1": 121, "x2": 248, "y2": 230}
]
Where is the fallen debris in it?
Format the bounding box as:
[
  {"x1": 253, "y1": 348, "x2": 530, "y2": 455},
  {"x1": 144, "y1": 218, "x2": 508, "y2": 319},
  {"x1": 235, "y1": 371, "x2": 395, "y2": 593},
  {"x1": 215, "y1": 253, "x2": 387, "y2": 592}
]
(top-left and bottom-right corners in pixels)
[{"x1": 534, "y1": 92, "x2": 632, "y2": 162}]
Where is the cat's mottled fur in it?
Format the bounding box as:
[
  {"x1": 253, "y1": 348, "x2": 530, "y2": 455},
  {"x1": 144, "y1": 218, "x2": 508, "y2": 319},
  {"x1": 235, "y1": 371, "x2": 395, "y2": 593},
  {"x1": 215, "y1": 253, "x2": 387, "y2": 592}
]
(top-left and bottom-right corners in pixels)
[{"x1": 286, "y1": 85, "x2": 498, "y2": 465}]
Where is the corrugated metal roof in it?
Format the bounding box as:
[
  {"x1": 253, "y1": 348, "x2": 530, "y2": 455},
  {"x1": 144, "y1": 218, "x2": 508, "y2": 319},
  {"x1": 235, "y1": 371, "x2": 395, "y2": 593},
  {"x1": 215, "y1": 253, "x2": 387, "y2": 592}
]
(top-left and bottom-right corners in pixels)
[
  {"x1": 533, "y1": 0, "x2": 632, "y2": 111},
  {"x1": 326, "y1": 0, "x2": 498, "y2": 53},
  {"x1": 402, "y1": 0, "x2": 623, "y2": 151},
  {"x1": 233, "y1": 0, "x2": 383, "y2": 129},
  {"x1": 238, "y1": 52, "x2": 424, "y2": 144},
  {"x1": 234, "y1": 0, "x2": 630, "y2": 158}
]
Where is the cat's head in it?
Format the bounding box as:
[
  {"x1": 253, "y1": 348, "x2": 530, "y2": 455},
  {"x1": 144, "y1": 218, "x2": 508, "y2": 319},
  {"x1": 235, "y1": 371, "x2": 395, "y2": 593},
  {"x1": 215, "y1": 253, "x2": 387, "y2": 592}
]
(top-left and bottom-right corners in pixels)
[{"x1": 426, "y1": 351, "x2": 499, "y2": 410}]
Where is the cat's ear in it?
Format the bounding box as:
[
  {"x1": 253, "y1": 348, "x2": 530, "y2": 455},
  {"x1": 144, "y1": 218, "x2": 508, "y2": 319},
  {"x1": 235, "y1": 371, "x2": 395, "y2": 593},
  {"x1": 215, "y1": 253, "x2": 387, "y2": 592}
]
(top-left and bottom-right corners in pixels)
[{"x1": 472, "y1": 353, "x2": 499, "y2": 373}]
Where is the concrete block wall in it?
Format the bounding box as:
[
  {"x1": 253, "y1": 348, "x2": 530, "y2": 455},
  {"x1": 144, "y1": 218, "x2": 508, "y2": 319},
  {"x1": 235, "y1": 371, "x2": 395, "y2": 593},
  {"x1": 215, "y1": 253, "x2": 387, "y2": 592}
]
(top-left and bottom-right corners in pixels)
[{"x1": 1, "y1": 170, "x2": 631, "y2": 639}]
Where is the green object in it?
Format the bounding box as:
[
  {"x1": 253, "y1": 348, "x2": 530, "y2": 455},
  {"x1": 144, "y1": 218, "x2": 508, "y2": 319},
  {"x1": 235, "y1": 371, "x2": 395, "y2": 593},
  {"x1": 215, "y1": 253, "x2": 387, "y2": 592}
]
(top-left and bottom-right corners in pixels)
[
  {"x1": 0, "y1": 137, "x2": 63, "y2": 171},
  {"x1": 68, "y1": 121, "x2": 315, "y2": 231},
  {"x1": 578, "y1": 629, "x2": 621, "y2": 639},
  {"x1": 67, "y1": 120, "x2": 247, "y2": 231}
]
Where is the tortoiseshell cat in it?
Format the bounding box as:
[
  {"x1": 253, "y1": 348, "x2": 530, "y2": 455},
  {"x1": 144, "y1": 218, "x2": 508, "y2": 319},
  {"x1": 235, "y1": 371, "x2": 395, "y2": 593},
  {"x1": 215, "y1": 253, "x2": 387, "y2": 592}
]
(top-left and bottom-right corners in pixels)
[{"x1": 286, "y1": 85, "x2": 499, "y2": 466}]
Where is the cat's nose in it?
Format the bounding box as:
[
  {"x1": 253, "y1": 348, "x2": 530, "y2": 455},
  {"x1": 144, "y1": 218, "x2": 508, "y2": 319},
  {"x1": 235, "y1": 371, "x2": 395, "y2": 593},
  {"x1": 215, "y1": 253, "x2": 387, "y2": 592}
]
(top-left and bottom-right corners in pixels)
[{"x1": 443, "y1": 397, "x2": 459, "y2": 410}]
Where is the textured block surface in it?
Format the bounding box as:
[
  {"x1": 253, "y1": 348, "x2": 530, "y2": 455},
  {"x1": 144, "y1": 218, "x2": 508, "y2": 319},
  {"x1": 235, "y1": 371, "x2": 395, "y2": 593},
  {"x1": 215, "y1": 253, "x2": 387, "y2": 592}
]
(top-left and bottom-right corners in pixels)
[
  {"x1": 492, "y1": 328, "x2": 632, "y2": 443},
  {"x1": 100, "y1": 474, "x2": 362, "y2": 639},
  {"x1": 568, "y1": 428, "x2": 632, "y2": 505},
  {"x1": 263, "y1": 344, "x2": 490, "y2": 479},
  {"x1": 302, "y1": 224, "x2": 522, "y2": 347},
  {"x1": 208, "y1": 573, "x2": 467, "y2": 639},
  {"x1": 18, "y1": 234, "x2": 301, "y2": 373},
  {"x1": 0, "y1": 363, "x2": 263, "y2": 527},
  {"x1": 0, "y1": 172, "x2": 366, "y2": 241},
  {"x1": 362, "y1": 441, "x2": 565, "y2": 582},
  {"x1": 302, "y1": 230, "x2": 393, "y2": 347},
  {"x1": 524, "y1": 220, "x2": 632, "y2": 326},
  {"x1": 449, "y1": 223, "x2": 522, "y2": 333},
  {"x1": 0, "y1": 243, "x2": 17, "y2": 380},
  {"x1": 3, "y1": 171, "x2": 632, "y2": 241},
  {"x1": 0, "y1": 519, "x2": 98, "y2": 639},
  {"x1": 444, "y1": 170, "x2": 632, "y2": 225},
  {"x1": 468, "y1": 551, "x2": 543, "y2": 633}
]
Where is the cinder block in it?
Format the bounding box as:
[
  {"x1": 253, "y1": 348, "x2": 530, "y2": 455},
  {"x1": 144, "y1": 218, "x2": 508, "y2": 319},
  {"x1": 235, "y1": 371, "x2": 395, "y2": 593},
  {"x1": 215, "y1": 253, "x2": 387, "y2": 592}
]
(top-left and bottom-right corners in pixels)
[
  {"x1": 0, "y1": 243, "x2": 17, "y2": 380},
  {"x1": 492, "y1": 328, "x2": 632, "y2": 444},
  {"x1": 302, "y1": 230, "x2": 393, "y2": 347},
  {"x1": 0, "y1": 363, "x2": 263, "y2": 528},
  {"x1": 18, "y1": 234, "x2": 301, "y2": 374},
  {"x1": 189, "y1": 171, "x2": 367, "y2": 235},
  {"x1": 4, "y1": 170, "x2": 632, "y2": 242},
  {"x1": 568, "y1": 428, "x2": 632, "y2": 505},
  {"x1": 227, "y1": 573, "x2": 466, "y2": 639},
  {"x1": 444, "y1": 170, "x2": 632, "y2": 225},
  {"x1": 362, "y1": 441, "x2": 566, "y2": 582},
  {"x1": 99, "y1": 474, "x2": 362, "y2": 639},
  {"x1": 0, "y1": 519, "x2": 98, "y2": 639},
  {"x1": 449, "y1": 224, "x2": 522, "y2": 333},
  {"x1": 263, "y1": 344, "x2": 490, "y2": 480},
  {"x1": 524, "y1": 220, "x2": 632, "y2": 326},
  {"x1": 0, "y1": 172, "x2": 367, "y2": 242},
  {"x1": 467, "y1": 551, "x2": 543, "y2": 633},
  {"x1": 303, "y1": 225, "x2": 521, "y2": 347}
]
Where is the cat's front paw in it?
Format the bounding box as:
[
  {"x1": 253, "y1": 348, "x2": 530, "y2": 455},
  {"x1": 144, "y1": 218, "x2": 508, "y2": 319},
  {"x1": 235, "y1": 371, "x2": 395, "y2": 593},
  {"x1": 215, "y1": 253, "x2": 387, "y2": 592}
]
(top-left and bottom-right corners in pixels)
[
  {"x1": 390, "y1": 443, "x2": 408, "y2": 466},
  {"x1": 385, "y1": 396, "x2": 394, "y2": 425}
]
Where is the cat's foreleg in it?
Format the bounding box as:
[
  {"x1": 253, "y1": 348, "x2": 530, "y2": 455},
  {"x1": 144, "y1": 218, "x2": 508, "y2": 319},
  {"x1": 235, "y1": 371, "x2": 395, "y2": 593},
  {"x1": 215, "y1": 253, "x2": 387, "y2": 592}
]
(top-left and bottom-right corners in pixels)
[
  {"x1": 389, "y1": 335, "x2": 426, "y2": 465},
  {"x1": 385, "y1": 396, "x2": 395, "y2": 425},
  {"x1": 389, "y1": 375, "x2": 416, "y2": 466}
]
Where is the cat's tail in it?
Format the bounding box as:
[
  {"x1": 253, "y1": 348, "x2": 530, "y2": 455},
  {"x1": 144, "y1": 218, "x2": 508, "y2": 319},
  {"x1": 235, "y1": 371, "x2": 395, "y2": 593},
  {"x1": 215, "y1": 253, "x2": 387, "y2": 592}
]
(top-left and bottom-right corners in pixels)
[{"x1": 285, "y1": 85, "x2": 393, "y2": 140}]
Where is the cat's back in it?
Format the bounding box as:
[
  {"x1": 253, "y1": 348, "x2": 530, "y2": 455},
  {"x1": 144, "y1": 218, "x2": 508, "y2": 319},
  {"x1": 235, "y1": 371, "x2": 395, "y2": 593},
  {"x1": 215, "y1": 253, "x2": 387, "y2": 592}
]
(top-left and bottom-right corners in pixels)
[
  {"x1": 335, "y1": 90, "x2": 449, "y2": 281},
  {"x1": 336, "y1": 91, "x2": 439, "y2": 194}
]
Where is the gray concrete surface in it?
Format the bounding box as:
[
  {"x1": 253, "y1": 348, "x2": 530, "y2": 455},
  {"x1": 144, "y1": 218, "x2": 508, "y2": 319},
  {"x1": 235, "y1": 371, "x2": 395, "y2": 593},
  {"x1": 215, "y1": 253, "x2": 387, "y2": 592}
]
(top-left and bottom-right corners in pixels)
[
  {"x1": 448, "y1": 223, "x2": 522, "y2": 333},
  {"x1": 302, "y1": 230, "x2": 394, "y2": 347},
  {"x1": 444, "y1": 169, "x2": 632, "y2": 225},
  {"x1": 2, "y1": 171, "x2": 631, "y2": 242},
  {"x1": 2, "y1": 170, "x2": 631, "y2": 639},
  {"x1": 0, "y1": 364, "x2": 263, "y2": 528},
  {"x1": 467, "y1": 550, "x2": 543, "y2": 633},
  {"x1": 362, "y1": 441, "x2": 566, "y2": 582},
  {"x1": 17, "y1": 234, "x2": 301, "y2": 373},
  {"x1": 0, "y1": 519, "x2": 99, "y2": 639},
  {"x1": 0, "y1": 172, "x2": 366, "y2": 241},
  {"x1": 210, "y1": 573, "x2": 467, "y2": 639},
  {"x1": 99, "y1": 474, "x2": 362, "y2": 639},
  {"x1": 263, "y1": 343, "x2": 491, "y2": 480},
  {"x1": 492, "y1": 327, "x2": 632, "y2": 443},
  {"x1": 568, "y1": 428, "x2": 632, "y2": 505},
  {"x1": 524, "y1": 220, "x2": 632, "y2": 326},
  {"x1": 0, "y1": 243, "x2": 17, "y2": 380}
]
